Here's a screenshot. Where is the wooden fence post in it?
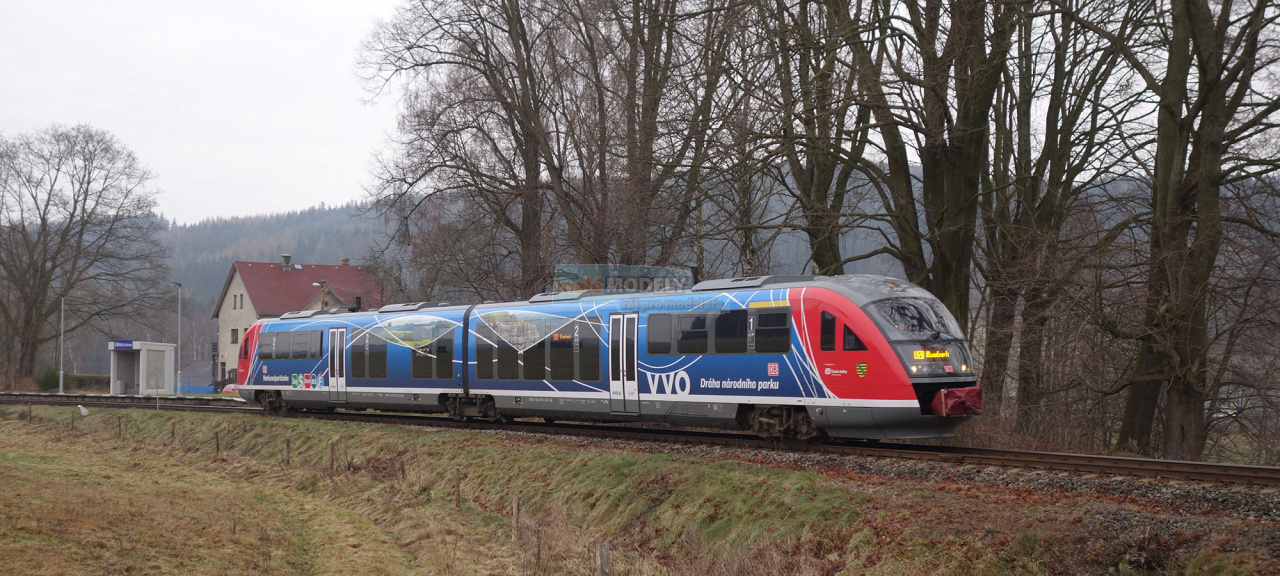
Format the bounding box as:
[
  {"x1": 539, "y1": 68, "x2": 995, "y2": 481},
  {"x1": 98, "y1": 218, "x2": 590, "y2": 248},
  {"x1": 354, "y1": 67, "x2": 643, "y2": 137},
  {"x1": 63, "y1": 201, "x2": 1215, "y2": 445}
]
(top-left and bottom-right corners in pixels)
[
  {"x1": 27, "y1": 404, "x2": 32, "y2": 424},
  {"x1": 285, "y1": 437, "x2": 291, "y2": 467},
  {"x1": 118, "y1": 415, "x2": 123, "y2": 439},
  {"x1": 512, "y1": 494, "x2": 521, "y2": 542},
  {"x1": 215, "y1": 431, "x2": 221, "y2": 460},
  {"x1": 329, "y1": 441, "x2": 336, "y2": 475},
  {"x1": 595, "y1": 542, "x2": 611, "y2": 576},
  {"x1": 454, "y1": 467, "x2": 461, "y2": 508}
]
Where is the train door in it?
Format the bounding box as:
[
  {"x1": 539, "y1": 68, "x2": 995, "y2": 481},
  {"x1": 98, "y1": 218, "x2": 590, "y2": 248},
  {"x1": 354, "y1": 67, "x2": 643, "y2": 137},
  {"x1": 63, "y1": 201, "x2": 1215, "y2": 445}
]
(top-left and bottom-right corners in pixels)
[
  {"x1": 328, "y1": 327, "x2": 347, "y2": 402},
  {"x1": 609, "y1": 313, "x2": 639, "y2": 413}
]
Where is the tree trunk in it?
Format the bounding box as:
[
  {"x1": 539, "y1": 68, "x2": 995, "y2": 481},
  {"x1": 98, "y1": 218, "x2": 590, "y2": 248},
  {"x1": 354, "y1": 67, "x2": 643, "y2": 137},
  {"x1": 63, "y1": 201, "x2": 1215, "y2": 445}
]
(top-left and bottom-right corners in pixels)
[
  {"x1": 1014, "y1": 287, "x2": 1051, "y2": 435},
  {"x1": 977, "y1": 284, "x2": 1019, "y2": 407}
]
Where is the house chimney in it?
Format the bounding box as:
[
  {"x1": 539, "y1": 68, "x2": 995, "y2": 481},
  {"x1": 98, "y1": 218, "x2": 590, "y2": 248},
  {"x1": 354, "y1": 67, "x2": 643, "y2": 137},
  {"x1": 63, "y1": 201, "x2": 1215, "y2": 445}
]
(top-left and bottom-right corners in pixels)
[
  {"x1": 281, "y1": 254, "x2": 292, "y2": 269},
  {"x1": 340, "y1": 257, "x2": 350, "y2": 266}
]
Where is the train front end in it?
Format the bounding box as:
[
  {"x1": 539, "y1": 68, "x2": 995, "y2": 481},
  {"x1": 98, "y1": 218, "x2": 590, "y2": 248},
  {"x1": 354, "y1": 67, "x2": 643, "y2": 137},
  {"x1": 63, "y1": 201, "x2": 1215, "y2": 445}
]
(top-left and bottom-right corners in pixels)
[{"x1": 800, "y1": 276, "x2": 982, "y2": 439}]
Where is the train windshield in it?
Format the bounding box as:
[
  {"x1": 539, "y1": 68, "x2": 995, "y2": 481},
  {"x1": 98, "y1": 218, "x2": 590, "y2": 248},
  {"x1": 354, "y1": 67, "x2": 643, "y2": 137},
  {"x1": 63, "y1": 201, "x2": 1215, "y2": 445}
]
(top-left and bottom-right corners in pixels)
[{"x1": 865, "y1": 298, "x2": 964, "y2": 341}]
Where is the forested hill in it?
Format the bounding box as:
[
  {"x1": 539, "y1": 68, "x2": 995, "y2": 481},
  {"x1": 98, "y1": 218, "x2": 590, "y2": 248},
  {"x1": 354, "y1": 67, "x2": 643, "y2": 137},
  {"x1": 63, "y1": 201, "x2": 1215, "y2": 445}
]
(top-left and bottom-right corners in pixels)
[{"x1": 162, "y1": 202, "x2": 383, "y2": 317}]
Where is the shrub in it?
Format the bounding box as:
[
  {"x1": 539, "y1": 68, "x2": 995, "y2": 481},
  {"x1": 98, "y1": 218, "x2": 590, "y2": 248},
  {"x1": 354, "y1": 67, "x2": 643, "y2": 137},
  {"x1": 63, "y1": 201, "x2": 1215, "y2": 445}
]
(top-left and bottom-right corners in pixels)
[
  {"x1": 35, "y1": 366, "x2": 59, "y2": 392},
  {"x1": 69, "y1": 374, "x2": 110, "y2": 391}
]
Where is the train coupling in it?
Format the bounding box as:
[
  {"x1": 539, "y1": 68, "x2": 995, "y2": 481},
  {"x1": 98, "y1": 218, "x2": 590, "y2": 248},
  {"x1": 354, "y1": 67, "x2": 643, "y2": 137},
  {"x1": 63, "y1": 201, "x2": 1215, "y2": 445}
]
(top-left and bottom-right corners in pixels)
[{"x1": 931, "y1": 386, "x2": 983, "y2": 417}]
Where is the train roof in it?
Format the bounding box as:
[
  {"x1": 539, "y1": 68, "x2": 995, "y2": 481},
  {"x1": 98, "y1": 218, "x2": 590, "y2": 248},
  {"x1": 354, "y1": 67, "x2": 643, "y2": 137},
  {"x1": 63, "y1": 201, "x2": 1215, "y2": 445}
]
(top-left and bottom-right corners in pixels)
[{"x1": 257, "y1": 274, "x2": 935, "y2": 325}]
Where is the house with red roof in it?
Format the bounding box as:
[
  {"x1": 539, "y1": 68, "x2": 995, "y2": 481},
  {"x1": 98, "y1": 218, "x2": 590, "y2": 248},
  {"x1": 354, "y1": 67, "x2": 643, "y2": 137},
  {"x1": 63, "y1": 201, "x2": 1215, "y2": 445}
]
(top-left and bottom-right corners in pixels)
[{"x1": 211, "y1": 255, "x2": 383, "y2": 383}]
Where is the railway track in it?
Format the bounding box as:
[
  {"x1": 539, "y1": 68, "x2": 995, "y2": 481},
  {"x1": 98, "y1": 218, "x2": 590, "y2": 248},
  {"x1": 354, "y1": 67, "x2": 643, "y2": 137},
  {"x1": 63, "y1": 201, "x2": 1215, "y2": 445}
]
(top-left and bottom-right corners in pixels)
[{"x1": 4, "y1": 392, "x2": 1279, "y2": 487}]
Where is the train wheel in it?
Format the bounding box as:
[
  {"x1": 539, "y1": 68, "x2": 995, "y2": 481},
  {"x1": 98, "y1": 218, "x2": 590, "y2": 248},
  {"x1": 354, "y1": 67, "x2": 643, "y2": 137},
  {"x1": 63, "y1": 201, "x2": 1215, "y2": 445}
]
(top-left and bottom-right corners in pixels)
[
  {"x1": 256, "y1": 391, "x2": 280, "y2": 416},
  {"x1": 747, "y1": 406, "x2": 820, "y2": 440},
  {"x1": 444, "y1": 394, "x2": 501, "y2": 421},
  {"x1": 256, "y1": 391, "x2": 293, "y2": 417}
]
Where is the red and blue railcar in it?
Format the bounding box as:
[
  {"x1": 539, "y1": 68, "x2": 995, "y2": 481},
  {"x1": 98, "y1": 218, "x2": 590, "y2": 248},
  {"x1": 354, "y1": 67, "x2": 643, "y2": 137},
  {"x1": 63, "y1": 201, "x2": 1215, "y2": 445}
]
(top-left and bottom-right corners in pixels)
[{"x1": 236, "y1": 275, "x2": 981, "y2": 440}]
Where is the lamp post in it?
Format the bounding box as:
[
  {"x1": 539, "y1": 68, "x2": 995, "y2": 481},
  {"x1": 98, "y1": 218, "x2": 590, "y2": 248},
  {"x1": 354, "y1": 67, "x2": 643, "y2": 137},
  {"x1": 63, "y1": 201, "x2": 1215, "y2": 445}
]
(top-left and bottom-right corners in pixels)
[
  {"x1": 172, "y1": 281, "x2": 182, "y2": 396},
  {"x1": 312, "y1": 280, "x2": 329, "y2": 310}
]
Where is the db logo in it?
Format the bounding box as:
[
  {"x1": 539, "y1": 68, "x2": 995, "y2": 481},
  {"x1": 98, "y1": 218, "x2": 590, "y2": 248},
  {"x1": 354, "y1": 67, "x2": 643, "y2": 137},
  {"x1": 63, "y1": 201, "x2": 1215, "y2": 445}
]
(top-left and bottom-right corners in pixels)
[
  {"x1": 823, "y1": 367, "x2": 831, "y2": 375},
  {"x1": 767, "y1": 363, "x2": 779, "y2": 376}
]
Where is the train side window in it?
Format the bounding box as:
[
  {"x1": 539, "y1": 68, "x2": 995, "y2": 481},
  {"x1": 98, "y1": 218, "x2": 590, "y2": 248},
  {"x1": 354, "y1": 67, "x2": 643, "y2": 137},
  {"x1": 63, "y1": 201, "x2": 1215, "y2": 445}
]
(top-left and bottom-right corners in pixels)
[
  {"x1": 755, "y1": 311, "x2": 791, "y2": 353},
  {"x1": 350, "y1": 333, "x2": 367, "y2": 378},
  {"x1": 524, "y1": 340, "x2": 547, "y2": 381},
  {"x1": 310, "y1": 331, "x2": 322, "y2": 359},
  {"x1": 367, "y1": 334, "x2": 388, "y2": 379},
  {"x1": 820, "y1": 311, "x2": 836, "y2": 351},
  {"x1": 291, "y1": 332, "x2": 310, "y2": 359},
  {"x1": 579, "y1": 317, "x2": 602, "y2": 381},
  {"x1": 677, "y1": 314, "x2": 708, "y2": 354},
  {"x1": 549, "y1": 325, "x2": 574, "y2": 380},
  {"x1": 843, "y1": 325, "x2": 867, "y2": 351},
  {"x1": 610, "y1": 318, "x2": 621, "y2": 381},
  {"x1": 496, "y1": 339, "x2": 519, "y2": 380},
  {"x1": 257, "y1": 333, "x2": 274, "y2": 361},
  {"x1": 475, "y1": 325, "x2": 495, "y2": 380},
  {"x1": 647, "y1": 314, "x2": 672, "y2": 355},
  {"x1": 411, "y1": 345, "x2": 433, "y2": 379},
  {"x1": 714, "y1": 310, "x2": 748, "y2": 353},
  {"x1": 435, "y1": 329, "x2": 455, "y2": 379}
]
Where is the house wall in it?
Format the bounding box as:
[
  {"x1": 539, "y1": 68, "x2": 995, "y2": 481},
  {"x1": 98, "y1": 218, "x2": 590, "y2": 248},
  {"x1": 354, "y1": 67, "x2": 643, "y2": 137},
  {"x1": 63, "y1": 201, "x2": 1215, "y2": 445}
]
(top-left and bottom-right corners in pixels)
[{"x1": 215, "y1": 271, "x2": 258, "y2": 382}]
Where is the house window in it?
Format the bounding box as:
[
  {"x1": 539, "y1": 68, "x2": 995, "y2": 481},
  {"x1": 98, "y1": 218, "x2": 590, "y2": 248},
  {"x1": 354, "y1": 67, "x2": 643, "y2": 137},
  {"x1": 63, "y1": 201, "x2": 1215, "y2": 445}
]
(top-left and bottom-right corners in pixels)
[{"x1": 231, "y1": 329, "x2": 239, "y2": 344}]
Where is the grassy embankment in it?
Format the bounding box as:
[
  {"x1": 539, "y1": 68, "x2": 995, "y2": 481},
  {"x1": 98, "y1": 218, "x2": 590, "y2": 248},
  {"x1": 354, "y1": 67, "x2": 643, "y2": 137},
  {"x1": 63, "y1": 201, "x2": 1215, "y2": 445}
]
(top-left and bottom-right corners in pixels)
[{"x1": 0, "y1": 405, "x2": 1266, "y2": 575}]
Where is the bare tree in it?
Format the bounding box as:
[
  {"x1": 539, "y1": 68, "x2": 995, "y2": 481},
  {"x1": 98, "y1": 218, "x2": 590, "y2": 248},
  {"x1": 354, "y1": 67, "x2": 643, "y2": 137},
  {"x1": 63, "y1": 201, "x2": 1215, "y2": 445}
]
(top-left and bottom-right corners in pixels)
[
  {"x1": 1064, "y1": 0, "x2": 1280, "y2": 459},
  {"x1": 977, "y1": 0, "x2": 1138, "y2": 420},
  {"x1": 0, "y1": 124, "x2": 169, "y2": 386},
  {"x1": 363, "y1": 0, "x2": 560, "y2": 298},
  {"x1": 805, "y1": 0, "x2": 1018, "y2": 332}
]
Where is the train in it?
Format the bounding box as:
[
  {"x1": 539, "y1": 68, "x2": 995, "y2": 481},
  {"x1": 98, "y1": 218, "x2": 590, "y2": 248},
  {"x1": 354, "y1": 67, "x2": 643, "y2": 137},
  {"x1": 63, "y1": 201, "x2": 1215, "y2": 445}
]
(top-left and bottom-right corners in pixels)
[{"x1": 234, "y1": 274, "x2": 982, "y2": 440}]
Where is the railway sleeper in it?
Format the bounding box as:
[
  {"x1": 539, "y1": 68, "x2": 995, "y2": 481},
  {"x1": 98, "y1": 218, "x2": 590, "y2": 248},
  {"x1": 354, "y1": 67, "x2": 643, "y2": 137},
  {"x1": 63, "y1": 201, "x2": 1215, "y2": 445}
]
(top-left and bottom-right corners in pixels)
[{"x1": 743, "y1": 405, "x2": 823, "y2": 441}]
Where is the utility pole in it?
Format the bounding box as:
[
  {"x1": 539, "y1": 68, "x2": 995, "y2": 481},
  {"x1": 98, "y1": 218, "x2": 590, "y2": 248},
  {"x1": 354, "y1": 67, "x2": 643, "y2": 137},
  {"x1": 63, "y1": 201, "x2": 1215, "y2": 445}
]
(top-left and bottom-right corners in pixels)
[{"x1": 58, "y1": 295, "x2": 64, "y2": 394}]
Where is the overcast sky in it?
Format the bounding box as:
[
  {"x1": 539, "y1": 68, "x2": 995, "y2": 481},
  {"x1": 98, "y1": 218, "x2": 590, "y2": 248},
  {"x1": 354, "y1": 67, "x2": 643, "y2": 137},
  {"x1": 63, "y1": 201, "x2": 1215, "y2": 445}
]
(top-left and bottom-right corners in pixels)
[{"x1": 0, "y1": 0, "x2": 404, "y2": 224}]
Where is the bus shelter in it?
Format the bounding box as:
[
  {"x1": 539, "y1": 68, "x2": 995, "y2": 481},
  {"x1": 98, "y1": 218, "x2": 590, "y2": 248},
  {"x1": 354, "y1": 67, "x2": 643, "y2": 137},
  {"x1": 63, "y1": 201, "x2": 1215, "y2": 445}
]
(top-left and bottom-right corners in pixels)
[{"x1": 108, "y1": 340, "x2": 175, "y2": 396}]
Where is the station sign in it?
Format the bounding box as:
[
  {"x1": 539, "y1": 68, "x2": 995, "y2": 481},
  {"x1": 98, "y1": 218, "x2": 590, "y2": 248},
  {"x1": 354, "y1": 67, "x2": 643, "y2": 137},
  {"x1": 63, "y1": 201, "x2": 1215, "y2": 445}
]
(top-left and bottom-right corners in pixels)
[{"x1": 110, "y1": 339, "x2": 134, "y2": 350}]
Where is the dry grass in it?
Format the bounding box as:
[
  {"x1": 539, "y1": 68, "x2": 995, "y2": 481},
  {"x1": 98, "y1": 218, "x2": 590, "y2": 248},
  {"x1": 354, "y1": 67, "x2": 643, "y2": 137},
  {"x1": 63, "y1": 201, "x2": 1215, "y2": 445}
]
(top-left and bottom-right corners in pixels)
[{"x1": 0, "y1": 405, "x2": 1272, "y2": 575}]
